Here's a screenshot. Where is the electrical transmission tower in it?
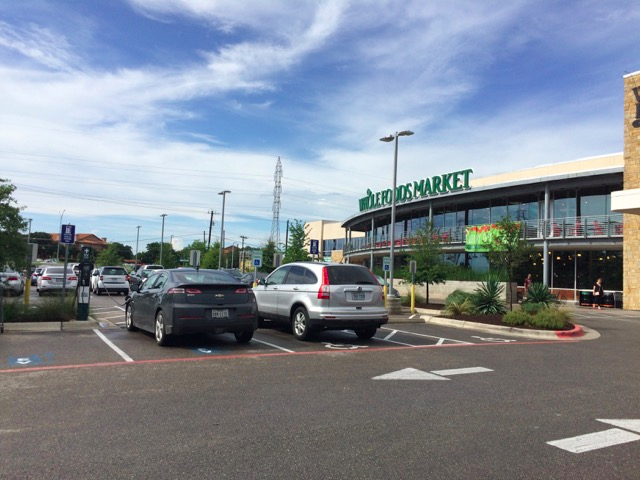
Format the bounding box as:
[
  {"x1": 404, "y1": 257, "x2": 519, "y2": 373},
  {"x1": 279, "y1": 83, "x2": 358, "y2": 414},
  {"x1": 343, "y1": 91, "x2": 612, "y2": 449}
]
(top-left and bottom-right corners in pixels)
[{"x1": 270, "y1": 156, "x2": 282, "y2": 248}]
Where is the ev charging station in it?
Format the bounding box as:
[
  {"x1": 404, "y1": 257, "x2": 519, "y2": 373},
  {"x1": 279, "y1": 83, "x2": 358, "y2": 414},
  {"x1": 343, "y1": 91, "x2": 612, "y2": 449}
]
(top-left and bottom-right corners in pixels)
[{"x1": 76, "y1": 246, "x2": 94, "y2": 321}]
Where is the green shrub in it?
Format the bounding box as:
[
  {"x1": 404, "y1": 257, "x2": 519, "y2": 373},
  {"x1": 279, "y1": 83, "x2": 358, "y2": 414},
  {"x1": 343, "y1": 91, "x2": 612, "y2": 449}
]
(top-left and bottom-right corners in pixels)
[
  {"x1": 502, "y1": 310, "x2": 531, "y2": 326},
  {"x1": 524, "y1": 283, "x2": 557, "y2": 307},
  {"x1": 531, "y1": 309, "x2": 568, "y2": 330},
  {"x1": 472, "y1": 276, "x2": 507, "y2": 315},
  {"x1": 32, "y1": 296, "x2": 77, "y2": 322},
  {"x1": 1, "y1": 299, "x2": 31, "y2": 322},
  {"x1": 444, "y1": 298, "x2": 474, "y2": 316},
  {"x1": 445, "y1": 289, "x2": 475, "y2": 306},
  {"x1": 520, "y1": 301, "x2": 545, "y2": 315}
]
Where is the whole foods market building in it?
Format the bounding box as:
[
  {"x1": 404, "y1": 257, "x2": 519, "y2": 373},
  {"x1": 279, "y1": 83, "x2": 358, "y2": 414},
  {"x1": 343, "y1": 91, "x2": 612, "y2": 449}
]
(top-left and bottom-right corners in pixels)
[{"x1": 342, "y1": 154, "x2": 624, "y2": 303}]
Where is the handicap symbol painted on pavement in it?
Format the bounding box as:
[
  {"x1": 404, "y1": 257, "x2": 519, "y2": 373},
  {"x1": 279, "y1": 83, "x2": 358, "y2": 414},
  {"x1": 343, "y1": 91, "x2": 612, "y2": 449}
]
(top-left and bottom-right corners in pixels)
[
  {"x1": 7, "y1": 352, "x2": 54, "y2": 367},
  {"x1": 322, "y1": 343, "x2": 370, "y2": 350},
  {"x1": 193, "y1": 347, "x2": 220, "y2": 355}
]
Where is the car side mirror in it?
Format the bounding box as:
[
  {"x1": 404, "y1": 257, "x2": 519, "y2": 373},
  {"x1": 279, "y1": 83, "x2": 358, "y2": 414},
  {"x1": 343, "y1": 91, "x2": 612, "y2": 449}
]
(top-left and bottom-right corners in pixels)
[
  {"x1": 130, "y1": 283, "x2": 140, "y2": 292},
  {"x1": 257, "y1": 278, "x2": 266, "y2": 286}
]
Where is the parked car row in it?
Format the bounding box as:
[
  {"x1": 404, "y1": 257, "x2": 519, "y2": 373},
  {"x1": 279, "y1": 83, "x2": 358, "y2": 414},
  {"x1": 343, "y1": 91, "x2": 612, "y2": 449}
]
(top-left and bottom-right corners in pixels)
[{"x1": 124, "y1": 262, "x2": 389, "y2": 347}]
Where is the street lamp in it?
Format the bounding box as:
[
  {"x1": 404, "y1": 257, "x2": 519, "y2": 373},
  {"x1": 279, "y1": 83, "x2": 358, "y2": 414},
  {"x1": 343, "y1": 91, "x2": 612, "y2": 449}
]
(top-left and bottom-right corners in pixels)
[
  {"x1": 379, "y1": 130, "x2": 414, "y2": 309},
  {"x1": 56, "y1": 209, "x2": 65, "y2": 262},
  {"x1": 135, "y1": 226, "x2": 141, "y2": 268},
  {"x1": 218, "y1": 190, "x2": 231, "y2": 269},
  {"x1": 27, "y1": 218, "x2": 32, "y2": 244},
  {"x1": 160, "y1": 214, "x2": 167, "y2": 265}
]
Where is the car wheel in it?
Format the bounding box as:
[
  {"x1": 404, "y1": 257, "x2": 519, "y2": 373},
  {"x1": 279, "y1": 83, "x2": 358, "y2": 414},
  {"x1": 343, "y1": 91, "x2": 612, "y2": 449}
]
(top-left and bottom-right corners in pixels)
[
  {"x1": 125, "y1": 306, "x2": 137, "y2": 332},
  {"x1": 155, "y1": 311, "x2": 170, "y2": 346},
  {"x1": 234, "y1": 331, "x2": 253, "y2": 343},
  {"x1": 354, "y1": 326, "x2": 377, "y2": 339},
  {"x1": 292, "y1": 307, "x2": 313, "y2": 341}
]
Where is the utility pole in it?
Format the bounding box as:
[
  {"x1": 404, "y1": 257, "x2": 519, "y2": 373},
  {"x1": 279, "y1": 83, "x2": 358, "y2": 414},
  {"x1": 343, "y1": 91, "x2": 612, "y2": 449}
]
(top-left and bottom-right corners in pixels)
[
  {"x1": 207, "y1": 210, "x2": 215, "y2": 250},
  {"x1": 240, "y1": 235, "x2": 247, "y2": 272},
  {"x1": 160, "y1": 214, "x2": 167, "y2": 265}
]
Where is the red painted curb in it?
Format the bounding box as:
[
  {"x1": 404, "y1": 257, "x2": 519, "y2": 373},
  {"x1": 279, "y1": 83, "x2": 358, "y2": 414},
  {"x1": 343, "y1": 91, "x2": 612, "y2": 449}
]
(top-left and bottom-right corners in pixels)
[{"x1": 555, "y1": 324, "x2": 584, "y2": 338}]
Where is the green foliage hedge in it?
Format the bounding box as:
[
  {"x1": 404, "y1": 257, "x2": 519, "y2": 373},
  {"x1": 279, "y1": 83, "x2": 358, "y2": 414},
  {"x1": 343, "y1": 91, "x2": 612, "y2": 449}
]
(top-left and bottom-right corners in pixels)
[{"x1": 2, "y1": 296, "x2": 77, "y2": 322}]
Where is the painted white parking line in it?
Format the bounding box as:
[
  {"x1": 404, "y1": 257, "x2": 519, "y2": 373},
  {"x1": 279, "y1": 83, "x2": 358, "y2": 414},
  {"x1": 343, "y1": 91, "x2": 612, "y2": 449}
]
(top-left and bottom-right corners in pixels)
[
  {"x1": 383, "y1": 330, "x2": 398, "y2": 341},
  {"x1": 251, "y1": 337, "x2": 295, "y2": 353},
  {"x1": 430, "y1": 367, "x2": 493, "y2": 376},
  {"x1": 93, "y1": 329, "x2": 134, "y2": 362},
  {"x1": 102, "y1": 314, "x2": 124, "y2": 320},
  {"x1": 547, "y1": 428, "x2": 640, "y2": 453},
  {"x1": 380, "y1": 326, "x2": 472, "y2": 344}
]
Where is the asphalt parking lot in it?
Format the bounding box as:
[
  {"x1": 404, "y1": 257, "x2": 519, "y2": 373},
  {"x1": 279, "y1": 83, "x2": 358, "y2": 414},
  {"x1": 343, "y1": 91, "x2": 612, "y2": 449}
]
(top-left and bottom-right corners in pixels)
[{"x1": 1, "y1": 291, "x2": 605, "y2": 372}]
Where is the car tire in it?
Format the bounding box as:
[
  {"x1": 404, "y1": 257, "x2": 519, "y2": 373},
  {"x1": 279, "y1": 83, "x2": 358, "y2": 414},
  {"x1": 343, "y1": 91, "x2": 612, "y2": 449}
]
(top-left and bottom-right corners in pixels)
[
  {"x1": 354, "y1": 326, "x2": 377, "y2": 339},
  {"x1": 125, "y1": 306, "x2": 137, "y2": 332},
  {"x1": 234, "y1": 331, "x2": 253, "y2": 343},
  {"x1": 292, "y1": 307, "x2": 313, "y2": 341},
  {"x1": 155, "y1": 311, "x2": 170, "y2": 346}
]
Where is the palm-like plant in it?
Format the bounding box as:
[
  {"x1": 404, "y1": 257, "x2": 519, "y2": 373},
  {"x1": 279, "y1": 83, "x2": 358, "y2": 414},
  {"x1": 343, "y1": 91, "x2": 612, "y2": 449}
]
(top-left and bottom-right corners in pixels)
[
  {"x1": 524, "y1": 283, "x2": 557, "y2": 308},
  {"x1": 472, "y1": 276, "x2": 507, "y2": 315}
]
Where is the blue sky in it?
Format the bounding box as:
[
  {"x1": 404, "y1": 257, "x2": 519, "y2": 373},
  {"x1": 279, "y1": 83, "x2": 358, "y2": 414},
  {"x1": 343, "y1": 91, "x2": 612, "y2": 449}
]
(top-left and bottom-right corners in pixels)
[{"x1": 1, "y1": 0, "x2": 638, "y2": 254}]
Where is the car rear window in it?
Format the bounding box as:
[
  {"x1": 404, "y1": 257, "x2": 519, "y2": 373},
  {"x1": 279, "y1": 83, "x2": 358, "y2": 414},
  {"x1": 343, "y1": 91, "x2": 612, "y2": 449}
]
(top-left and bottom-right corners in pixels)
[
  {"x1": 172, "y1": 271, "x2": 239, "y2": 284},
  {"x1": 46, "y1": 267, "x2": 72, "y2": 274},
  {"x1": 325, "y1": 266, "x2": 377, "y2": 285},
  {"x1": 102, "y1": 268, "x2": 127, "y2": 275}
]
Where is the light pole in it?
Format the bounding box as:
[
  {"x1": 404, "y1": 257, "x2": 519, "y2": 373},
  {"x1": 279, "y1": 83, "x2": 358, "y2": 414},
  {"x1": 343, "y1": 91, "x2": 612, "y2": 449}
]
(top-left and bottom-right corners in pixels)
[
  {"x1": 218, "y1": 190, "x2": 230, "y2": 269},
  {"x1": 240, "y1": 235, "x2": 247, "y2": 273},
  {"x1": 56, "y1": 209, "x2": 65, "y2": 262},
  {"x1": 160, "y1": 214, "x2": 167, "y2": 265},
  {"x1": 135, "y1": 226, "x2": 141, "y2": 268},
  {"x1": 380, "y1": 130, "x2": 414, "y2": 309}
]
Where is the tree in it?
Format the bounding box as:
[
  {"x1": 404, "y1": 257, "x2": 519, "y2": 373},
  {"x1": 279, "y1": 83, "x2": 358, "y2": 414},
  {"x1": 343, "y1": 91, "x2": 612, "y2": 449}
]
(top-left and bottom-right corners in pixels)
[
  {"x1": 284, "y1": 220, "x2": 310, "y2": 263},
  {"x1": 401, "y1": 222, "x2": 449, "y2": 304},
  {"x1": 481, "y1": 217, "x2": 534, "y2": 311},
  {"x1": 0, "y1": 179, "x2": 27, "y2": 269},
  {"x1": 201, "y1": 241, "x2": 220, "y2": 269},
  {"x1": 109, "y1": 242, "x2": 134, "y2": 261},
  {"x1": 29, "y1": 231, "x2": 55, "y2": 260},
  {"x1": 260, "y1": 240, "x2": 277, "y2": 273},
  {"x1": 95, "y1": 244, "x2": 125, "y2": 267}
]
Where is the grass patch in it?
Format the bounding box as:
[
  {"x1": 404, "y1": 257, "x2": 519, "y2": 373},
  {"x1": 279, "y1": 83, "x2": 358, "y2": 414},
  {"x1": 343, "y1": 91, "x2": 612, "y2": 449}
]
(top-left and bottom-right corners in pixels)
[{"x1": 1, "y1": 295, "x2": 77, "y2": 322}]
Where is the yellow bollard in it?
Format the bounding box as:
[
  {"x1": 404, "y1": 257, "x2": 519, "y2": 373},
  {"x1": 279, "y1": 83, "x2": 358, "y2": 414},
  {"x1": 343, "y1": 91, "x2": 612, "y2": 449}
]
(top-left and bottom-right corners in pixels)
[
  {"x1": 24, "y1": 280, "x2": 31, "y2": 306},
  {"x1": 383, "y1": 285, "x2": 388, "y2": 308},
  {"x1": 410, "y1": 284, "x2": 415, "y2": 314}
]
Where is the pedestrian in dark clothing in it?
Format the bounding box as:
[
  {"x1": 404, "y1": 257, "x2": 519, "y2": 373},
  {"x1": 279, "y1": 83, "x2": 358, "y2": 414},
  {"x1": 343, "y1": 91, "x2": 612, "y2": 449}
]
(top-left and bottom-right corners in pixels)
[{"x1": 592, "y1": 277, "x2": 604, "y2": 309}]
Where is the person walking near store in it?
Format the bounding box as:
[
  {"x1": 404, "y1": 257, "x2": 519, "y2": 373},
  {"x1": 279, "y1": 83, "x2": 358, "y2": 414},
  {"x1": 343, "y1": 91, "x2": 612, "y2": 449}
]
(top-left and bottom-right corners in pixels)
[
  {"x1": 592, "y1": 277, "x2": 604, "y2": 309},
  {"x1": 524, "y1": 274, "x2": 533, "y2": 298}
]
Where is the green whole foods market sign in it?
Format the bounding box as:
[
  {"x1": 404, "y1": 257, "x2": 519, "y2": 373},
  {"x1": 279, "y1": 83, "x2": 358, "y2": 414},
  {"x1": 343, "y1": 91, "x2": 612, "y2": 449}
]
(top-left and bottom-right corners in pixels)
[{"x1": 359, "y1": 168, "x2": 473, "y2": 212}]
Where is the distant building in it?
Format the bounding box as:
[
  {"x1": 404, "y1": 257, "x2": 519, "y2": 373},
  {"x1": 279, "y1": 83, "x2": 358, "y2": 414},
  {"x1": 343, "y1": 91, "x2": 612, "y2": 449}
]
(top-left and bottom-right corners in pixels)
[{"x1": 49, "y1": 233, "x2": 108, "y2": 253}]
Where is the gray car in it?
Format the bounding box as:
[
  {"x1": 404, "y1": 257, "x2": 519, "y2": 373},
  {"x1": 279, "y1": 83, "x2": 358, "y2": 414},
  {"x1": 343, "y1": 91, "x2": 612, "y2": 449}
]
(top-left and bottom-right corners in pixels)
[
  {"x1": 253, "y1": 262, "x2": 388, "y2": 340},
  {"x1": 1, "y1": 269, "x2": 25, "y2": 296}
]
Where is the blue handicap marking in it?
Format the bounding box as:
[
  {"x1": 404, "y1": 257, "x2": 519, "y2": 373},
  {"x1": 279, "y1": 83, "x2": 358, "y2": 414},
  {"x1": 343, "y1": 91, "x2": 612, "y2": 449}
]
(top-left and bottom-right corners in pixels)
[
  {"x1": 7, "y1": 352, "x2": 54, "y2": 367},
  {"x1": 193, "y1": 347, "x2": 220, "y2": 355}
]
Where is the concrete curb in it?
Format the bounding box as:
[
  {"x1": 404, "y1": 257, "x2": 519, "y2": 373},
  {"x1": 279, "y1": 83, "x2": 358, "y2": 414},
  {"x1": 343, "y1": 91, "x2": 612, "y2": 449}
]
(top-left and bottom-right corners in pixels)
[
  {"x1": 418, "y1": 314, "x2": 597, "y2": 340},
  {"x1": 1, "y1": 315, "x2": 114, "y2": 332}
]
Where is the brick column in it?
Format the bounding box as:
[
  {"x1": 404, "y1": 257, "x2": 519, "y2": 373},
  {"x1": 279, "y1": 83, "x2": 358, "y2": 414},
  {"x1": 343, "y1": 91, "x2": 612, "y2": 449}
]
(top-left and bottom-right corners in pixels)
[{"x1": 623, "y1": 72, "x2": 640, "y2": 310}]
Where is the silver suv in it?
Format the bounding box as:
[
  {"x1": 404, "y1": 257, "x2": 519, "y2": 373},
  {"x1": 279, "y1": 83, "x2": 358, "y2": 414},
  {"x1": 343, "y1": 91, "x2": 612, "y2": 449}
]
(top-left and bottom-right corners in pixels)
[{"x1": 253, "y1": 262, "x2": 388, "y2": 340}]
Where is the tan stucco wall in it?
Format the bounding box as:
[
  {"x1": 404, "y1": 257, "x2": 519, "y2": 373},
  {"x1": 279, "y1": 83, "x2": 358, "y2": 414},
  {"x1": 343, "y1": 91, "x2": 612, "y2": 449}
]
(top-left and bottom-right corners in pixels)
[
  {"x1": 622, "y1": 71, "x2": 640, "y2": 310},
  {"x1": 472, "y1": 153, "x2": 623, "y2": 188}
]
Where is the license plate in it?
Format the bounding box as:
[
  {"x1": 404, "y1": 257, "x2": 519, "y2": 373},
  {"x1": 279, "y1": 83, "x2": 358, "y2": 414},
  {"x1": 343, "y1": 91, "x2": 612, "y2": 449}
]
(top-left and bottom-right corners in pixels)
[
  {"x1": 352, "y1": 292, "x2": 365, "y2": 301},
  {"x1": 212, "y1": 309, "x2": 229, "y2": 318}
]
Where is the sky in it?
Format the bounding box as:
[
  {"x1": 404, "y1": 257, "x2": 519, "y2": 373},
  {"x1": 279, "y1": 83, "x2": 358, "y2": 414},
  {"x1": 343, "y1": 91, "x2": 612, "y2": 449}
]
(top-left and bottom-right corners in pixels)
[{"x1": 1, "y1": 0, "x2": 639, "y2": 255}]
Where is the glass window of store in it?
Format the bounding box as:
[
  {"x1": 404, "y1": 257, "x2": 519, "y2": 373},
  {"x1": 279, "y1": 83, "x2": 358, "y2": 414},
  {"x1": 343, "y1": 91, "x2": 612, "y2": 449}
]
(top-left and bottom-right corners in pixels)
[
  {"x1": 576, "y1": 250, "x2": 622, "y2": 291},
  {"x1": 490, "y1": 202, "x2": 507, "y2": 223},
  {"x1": 578, "y1": 187, "x2": 610, "y2": 217},
  {"x1": 469, "y1": 201, "x2": 490, "y2": 226},
  {"x1": 552, "y1": 191, "x2": 577, "y2": 220}
]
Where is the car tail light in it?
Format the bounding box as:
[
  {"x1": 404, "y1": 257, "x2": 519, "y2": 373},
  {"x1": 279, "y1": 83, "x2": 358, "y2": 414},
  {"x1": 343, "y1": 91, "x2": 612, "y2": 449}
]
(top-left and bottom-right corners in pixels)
[
  {"x1": 167, "y1": 288, "x2": 202, "y2": 294},
  {"x1": 235, "y1": 288, "x2": 248, "y2": 294},
  {"x1": 317, "y1": 267, "x2": 330, "y2": 299},
  {"x1": 126, "y1": 275, "x2": 130, "y2": 282},
  {"x1": 7, "y1": 276, "x2": 19, "y2": 281},
  {"x1": 99, "y1": 275, "x2": 104, "y2": 281},
  {"x1": 68, "y1": 276, "x2": 77, "y2": 281},
  {"x1": 42, "y1": 276, "x2": 52, "y2": 281}
]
